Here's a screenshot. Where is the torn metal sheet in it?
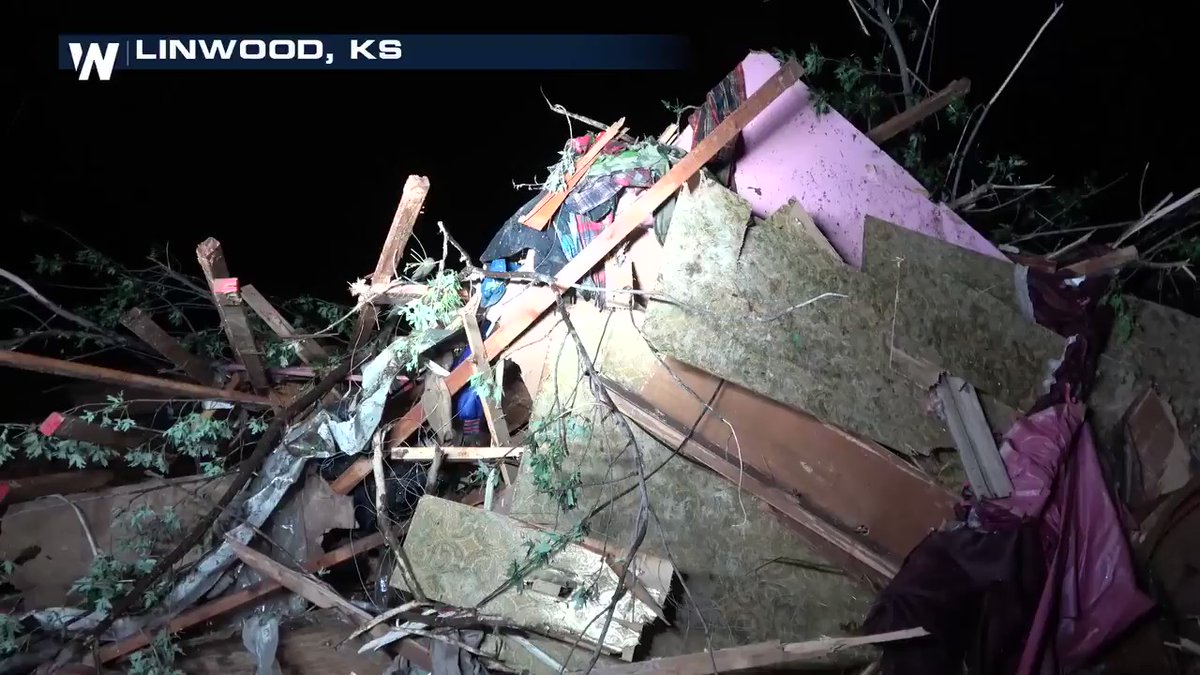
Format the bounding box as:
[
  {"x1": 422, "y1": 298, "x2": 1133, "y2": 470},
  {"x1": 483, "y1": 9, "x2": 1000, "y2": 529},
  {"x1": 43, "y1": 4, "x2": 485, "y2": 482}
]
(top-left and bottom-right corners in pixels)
[
  {"x1": 326, "y1": 335, "x2": 439, "y2": 456},
  {"x1": 164, "y1": 411, "x2": 338, "y2": 613}
]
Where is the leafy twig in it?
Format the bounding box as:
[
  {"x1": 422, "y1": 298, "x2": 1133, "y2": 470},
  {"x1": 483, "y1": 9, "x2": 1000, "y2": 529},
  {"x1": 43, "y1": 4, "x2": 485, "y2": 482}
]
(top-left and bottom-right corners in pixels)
[{"x1": 82, "y1": 356, "x2": 354, "y2": 643}]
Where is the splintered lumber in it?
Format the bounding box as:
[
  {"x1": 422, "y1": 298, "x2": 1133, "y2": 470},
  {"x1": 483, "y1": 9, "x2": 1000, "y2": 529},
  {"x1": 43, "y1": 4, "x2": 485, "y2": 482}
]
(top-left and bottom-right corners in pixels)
[
  {"x1": 120, "y1": 308, "x2": 213, "y2": 383},
  {"x1": 330, "y1": 59, "x2": 805, "y2": 495},
  {"x1": 241, "y1": 284, "x2": 329, "y2": 364},
  {"x1": 225, "y1": 535, "x2": 433, "y2": 670},
  {"x1": 867, "y1": 78, "x2": 971, "y2": 144},
  {"x1": 39, "y1": 412, "x2": 157, "y2": 450},
  {"x1": 601, "y1": 375, "x2": 899, "y2": 582},
  {"x1": 370, "y1": 175, "x2": 431, "y2": 283},
  {"x1": 97, "y1": 534, "x2": 385, "y2": 664},
  {"x1": 352, "y1": 175, "x2": 431, "y2": 345},
  {"x1": 593, "y1": 628, "x2": 930, "y2": 674},
  {"x1": 935, "y1": 374, "x2": 1013, "y2": 499},
  {"x1": 519, "y1": 117, "x2": 627, "y2": 230},
  {"x1": 0, "y1": 350, "x2": 272, "y2": 407},
  {"x1": 195, "y1": 238, "x2": 270, "y2": 391},
  {"x1": 391, "y1": 446, "x2": 524, "y2": 461},
  {"x1": 1064, "y1": 246, "x2": 1138, "y2": 276},
  {"x1": 460, "y1": 305, "x2": 511, "y2": 445}
]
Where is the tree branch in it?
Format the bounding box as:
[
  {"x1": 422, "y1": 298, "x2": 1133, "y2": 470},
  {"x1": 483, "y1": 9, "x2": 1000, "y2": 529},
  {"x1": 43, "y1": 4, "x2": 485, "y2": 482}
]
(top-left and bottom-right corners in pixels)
[
  {"x1": 0, "y1": 266, "x2": 112, "y2": 337},
  {"x1": 82, "y1": 355, "x2": 354, "y2": 643},
  {"x1": 866, "y1": 0, "x2": 916, "y2": 108},
  {"x1": 950, "y1": 4, "x2": 1064, "y2": 198}
]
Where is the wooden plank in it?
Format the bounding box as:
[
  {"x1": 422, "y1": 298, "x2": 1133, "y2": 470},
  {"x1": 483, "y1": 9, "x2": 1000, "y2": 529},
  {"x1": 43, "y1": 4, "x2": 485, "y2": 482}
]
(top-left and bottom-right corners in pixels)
[
  {"x1": 370, "y1": 175, "x2": 431, "y2": 283},
  {"x1": 640, "y1": 358, "x2": 954, "y2": 561},
  {"x1": 240, "y1": 284, "x2": 329, "y2": 364},
  {"x1": 224, "y1": 535, "x2": 433, "y2": 670},
  {"x1": 0, "y1": 350, "x2": 272, "y2": 407},
  {"x1": 935, "y1": 374, "x2": 1013, "y2": 499},
  {"x1": 3, "y1": 471, "x2": 115, "y2": 504},
  {"x1": 39, "y1": 412, "x2": 158, "y2": 450},
  {"x1": 120, "y1": 308, "x2": 213, "y2": 384},
  {"x1": 391, "y1": 446, "x2": 524, "y2": 461},
  {"x1": 519, "y1": 118, "x2": 627, "y2": 230},
  {"x1": 97, "y1": 534, "x2": 385, "y2": 664},
  {"x1": 593, "y1": 628, "x2": 929, "y2": 674},
  {"x1": 195, "y1": 238, "x2": 270, "y2": 391},
  {"x1": 172, "y1": 610, "x2": 394, "y2": 675},
  {"x1": 867, "y1": 78, "x2": 971, "y2": 144},
  {"x1": 351, "y1": 175, "x2": 431, "y2": 346},
  {"x1": 601, "y1": 375, "x2": 899, "y2": 583},
  {"x1": 1064, "y1": 245, "x2": 1138, "y2": 276},
  {"x1": 330, "y1": 59, "x2": 805, "y2": 495},
  {"x1": 461, "y1": 306, "x2": 511, "y2": 446}
]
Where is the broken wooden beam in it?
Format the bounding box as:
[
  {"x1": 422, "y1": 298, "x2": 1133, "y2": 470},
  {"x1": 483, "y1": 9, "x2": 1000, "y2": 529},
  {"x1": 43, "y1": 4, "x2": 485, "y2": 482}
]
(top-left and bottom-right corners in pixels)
[
  {"x1": 867, "y1": 78, "x2": 971, "y2": 144},
  {"x1": 370, "y1": 175, "x2": 431, "y2": 284},
  {"x1": 1064, "y1": 245, "x2": 1138, "y2": 277},
  {"x1": 350, "y1": 281, "x2": 470, "y2": 305},
  {"x1": 195, "y1": 238, "x2": 270, "y2": 391},
  {"x1": 593, "y1": 627, "x2": 930, "y2": 674},
  {"x1": 241, "y1": 284, "x2": 329, "y2": 364},
  {"x1": 601, "y1": 375, "x2": 899, "y2": 583},
  {"x1": 0, "y1": 350, "x2": 272, "y2": 407},
  {"x1": 460, "y1": 303, "x2": 512, "y2": 447},
  {"x1": 3, "y1": 471, "x2": 115, "y2": 504},
  {"x1": 97, "y1": 534, "x2": 385, "y2": 664},
  {"x1": 391, "y1": 446, "x2": 524, "y2": 462},
  {"x1": 519, "y1": 118, "x2": 627, "y2": 230},
  {"x1": 935, "y1": 374, "x2": 1013, "y2": 499},
  {"x1": 225, "y1": 534, "x2": 433, "y2": 670},
  {"x1": 352, "y1": 175, "x2": 431, "y2": 346},
  {"x1": 330, "y1": 59, "x2": 806, "y2": 495},
  {"x1": 39, "y1": 412, "x2": 158, "y2": 450},
  {"x1": 120, "y1": 308, "x2": 214, "y2": 384}
]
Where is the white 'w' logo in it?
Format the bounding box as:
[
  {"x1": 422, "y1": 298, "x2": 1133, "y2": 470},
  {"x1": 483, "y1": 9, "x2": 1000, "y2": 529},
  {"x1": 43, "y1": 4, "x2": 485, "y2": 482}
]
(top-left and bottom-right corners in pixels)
[{"x1": 68, "y1": 42, "x2": 120, "y2": 81}]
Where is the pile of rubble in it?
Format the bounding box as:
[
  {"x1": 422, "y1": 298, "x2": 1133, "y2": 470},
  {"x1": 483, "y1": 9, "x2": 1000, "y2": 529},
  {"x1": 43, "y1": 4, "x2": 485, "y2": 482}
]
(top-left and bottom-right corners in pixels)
[{"x1": 2, "y1": 52, "x2": 1199, "y2": 674}]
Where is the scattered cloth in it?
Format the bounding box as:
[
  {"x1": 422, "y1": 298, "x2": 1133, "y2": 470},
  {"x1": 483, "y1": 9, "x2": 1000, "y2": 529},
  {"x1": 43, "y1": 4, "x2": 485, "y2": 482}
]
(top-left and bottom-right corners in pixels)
[{"x1": 688, "y1": 61, "x2": 747, "y2": 186}]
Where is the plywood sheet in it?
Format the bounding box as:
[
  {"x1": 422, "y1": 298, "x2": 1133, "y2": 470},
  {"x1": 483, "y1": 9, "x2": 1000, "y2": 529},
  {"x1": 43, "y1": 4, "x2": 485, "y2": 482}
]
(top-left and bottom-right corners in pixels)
[
  {"x1": 396, "y1": 496, "x2": 669, "y2": 653},
  {"x1": 642, "y1": 177, "x2": 951, "y2": 455},
  {"x1": 0, "y1": 475, "x2": 236, "y2": 609},
  {"x1": 639, "y1": 358, "x2": 955, "y2": 559},
  {"x1": 861, "y1": 217, "x2": 1064, "y2": 410},
  {"x1": 507, "y1": 299, "x2": 872, "y2": 657}
]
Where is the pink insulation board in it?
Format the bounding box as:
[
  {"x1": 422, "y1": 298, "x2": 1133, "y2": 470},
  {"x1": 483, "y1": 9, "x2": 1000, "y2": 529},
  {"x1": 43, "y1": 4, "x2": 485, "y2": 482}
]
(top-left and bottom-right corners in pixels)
[{"x1": 674, "y1": 52, "x2": 1004, "y2": 269}]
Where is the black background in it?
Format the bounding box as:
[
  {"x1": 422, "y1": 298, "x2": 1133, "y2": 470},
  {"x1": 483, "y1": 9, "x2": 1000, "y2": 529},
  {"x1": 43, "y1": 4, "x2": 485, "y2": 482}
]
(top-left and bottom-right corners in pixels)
[{"x1": 1, "y1": 3, "x2": 1195, "y2": 415}]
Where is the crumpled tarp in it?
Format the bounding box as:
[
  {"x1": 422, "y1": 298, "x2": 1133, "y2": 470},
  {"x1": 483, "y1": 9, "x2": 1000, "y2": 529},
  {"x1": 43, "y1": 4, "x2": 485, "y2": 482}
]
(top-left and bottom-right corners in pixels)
[
  {"x1": 865, "y1": 262, "x2": 1151, "y2": 674},
  {"x1": 163, "y1": 410, "x2": 338, "y2": 613},
  {"x1": 326, "y1": 334, "x2": 442, "y2": 456},
  {"x1": 985, "y1": 402, "x2": 1154, "y2": 674}
]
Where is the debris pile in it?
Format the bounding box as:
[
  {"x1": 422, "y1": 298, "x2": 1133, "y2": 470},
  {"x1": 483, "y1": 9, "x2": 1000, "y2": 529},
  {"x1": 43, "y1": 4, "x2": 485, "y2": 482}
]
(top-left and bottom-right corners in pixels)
[{"x1": 1, "y1": 51, "x2": 1199, "y2": 675}]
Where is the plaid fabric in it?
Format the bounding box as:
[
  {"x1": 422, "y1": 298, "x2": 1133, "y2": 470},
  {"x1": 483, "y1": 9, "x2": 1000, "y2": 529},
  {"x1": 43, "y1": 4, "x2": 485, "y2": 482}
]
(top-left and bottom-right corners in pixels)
[{"x1": 688, "y1": 62, "x2": 746, "y2": 184}]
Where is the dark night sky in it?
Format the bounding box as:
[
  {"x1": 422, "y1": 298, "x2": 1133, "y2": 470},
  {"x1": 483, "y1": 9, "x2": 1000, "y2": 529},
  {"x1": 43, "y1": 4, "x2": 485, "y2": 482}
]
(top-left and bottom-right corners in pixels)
[{"x1": 0, "y1": 4, "x2": 1195, "y2": 413}]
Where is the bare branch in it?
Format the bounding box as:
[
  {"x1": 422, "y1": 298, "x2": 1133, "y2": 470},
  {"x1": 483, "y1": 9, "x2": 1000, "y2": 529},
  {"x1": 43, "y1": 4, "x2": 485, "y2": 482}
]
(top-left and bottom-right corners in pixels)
[
  {"x1": 866, "y1": 0, "x2": 916, "y2": 108},
  {"x1": 950, "y1": 4, "x2": 1064, "y2": 198},
  {"x1": 0, "y1": 266, "x2": 112, "y2": 336}
]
